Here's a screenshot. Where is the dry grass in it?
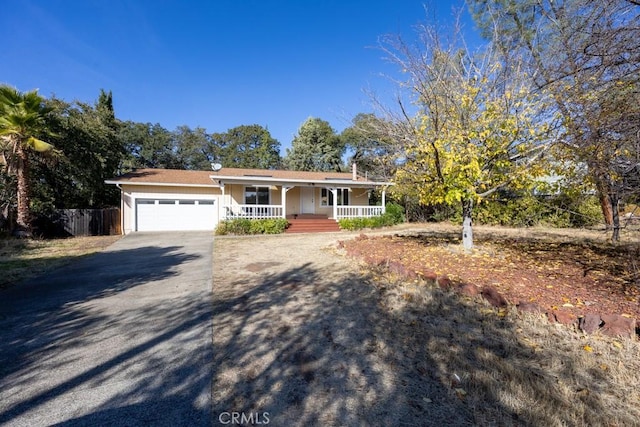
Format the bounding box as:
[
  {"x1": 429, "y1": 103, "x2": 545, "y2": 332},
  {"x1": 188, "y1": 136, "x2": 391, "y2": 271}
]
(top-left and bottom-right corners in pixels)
[
  {"x1": 0, "y1": 235, "x2": 121, "y2": 288},
  {"x1": 212, "y1": 227, "x2": 640, "y2": 426},
  {"x1": 379, "y1": 273, "x2": 640, "y2": 426}
]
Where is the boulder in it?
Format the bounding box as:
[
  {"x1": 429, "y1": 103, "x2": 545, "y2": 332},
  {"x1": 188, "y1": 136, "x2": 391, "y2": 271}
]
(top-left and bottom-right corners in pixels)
[
  {"x1": 548, "y1": 310, "x2": 575, "y2": 325},
  {"x1": 579, "y1": 314, "x2": 602, "y2": 334},
  {"x1": 600, "y1": 314, "x2": 637, "y2": 339},
  {"x1": 436, "y1": 275, "x2": 453, "y2": 289},
  {"x1": 418, "y1": 269, "x2": 438, "y2": 282},
  {"x1": 387, "y1": 261, "x2": 417, "y2": 280},
  {"x1": 517, "y1": 302, "x2": 544, "y2": 314},
  {"x1": 481, "y1": 285, "x2": 508, "y2": 307},
  {"x1": 456, "y1": 283, "x2": 480, "y2": 297}
]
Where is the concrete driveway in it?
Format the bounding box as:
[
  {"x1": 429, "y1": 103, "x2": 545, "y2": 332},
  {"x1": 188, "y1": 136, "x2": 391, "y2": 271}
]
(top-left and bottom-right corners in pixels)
[{"x1": 0, "y1": 232, "x2": 213, "y2": 426}]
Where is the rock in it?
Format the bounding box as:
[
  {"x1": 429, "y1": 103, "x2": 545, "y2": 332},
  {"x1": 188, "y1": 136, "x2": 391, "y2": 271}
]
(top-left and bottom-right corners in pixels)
[
  {"x1": 548, "y1": 310, "x2": 575, "y2": 325},
  {"x1": 456, "y1": 283, "x2": 480, "y2": 297},
  {"x1": 346, "y1": 247, "x2": 361, "y2": 257},
  {"x1": 481, "y1": 285, "x2": 508, "y2": 307},
  {"x1": 600, "y1": 314, "x2": 637, "y2": 339},
  {"x1": 336, "y1": 240, "x2": 344, "y2": 249},
  {"x1": 418, "y1": 269, "x2": 438, "y2": 282},
  {"x1": 387, "y1": 260, "x2": 404, "y2": 274},
  {"x1": 579, "y1": 314, "x2": 602, "y2": 334},
  {"x1": 436, "y1": 275, "x2": 453, "y2": 289},
  {"x1": 387, "y1": 261, "x2": 417, "y2": 279},
  {"x1": 517, "y1": 302, "x2": 543, "y2": 314},
  {"x1": 356, "y1": 233, "x2": 368, "y2": 241}
]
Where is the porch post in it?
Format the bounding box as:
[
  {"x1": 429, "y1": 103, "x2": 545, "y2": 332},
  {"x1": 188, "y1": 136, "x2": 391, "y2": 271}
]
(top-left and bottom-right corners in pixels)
[
  {"x1": 330, "y1": 187, "x2": 338, "y2": 220},
  {"x1": 281, "y1": 186, "x2": 292, "y2": 219},
  {"x1": 220, "y1": 182, "x2": 226, "y2": 219},
  {"x1": 381, "y1": 187, "x2": 387, "y2": 214}
]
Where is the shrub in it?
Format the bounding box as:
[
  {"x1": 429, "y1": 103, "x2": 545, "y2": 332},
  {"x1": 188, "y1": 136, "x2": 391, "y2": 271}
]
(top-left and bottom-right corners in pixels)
[
  {"x1": 215, "y1": 218, "x2": 288, "y2": 235},
  {"x1": 384, "y1": 202, "x2": 405, "y2": 224},
  {"x1": 442, "y1": 193, "x2": 603, "y2": 228},
  {"x1": 338, "y1": 203, "x2": 405, "y2": 231}
]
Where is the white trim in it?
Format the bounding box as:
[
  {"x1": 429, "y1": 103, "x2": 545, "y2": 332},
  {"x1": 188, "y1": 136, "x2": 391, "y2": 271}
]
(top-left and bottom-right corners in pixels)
[
  {"x1": 209, "y1": 174, "x2": 392, "y2": 187},
  {"x1": 336, "y1": 206, "x2": 385, "y2": 219},
  {"x1": 107, "y1": 177, "x2": 393, "y2": 189},
  {"x1": 105, "y1": 180, "x2": 219, "y2": 188},
  {"x1": 243, "y1": 185, "x2": 271, "y2": 205},
  {"x1": 320, "y1": 187, "x2": 349, "y2": 207}
]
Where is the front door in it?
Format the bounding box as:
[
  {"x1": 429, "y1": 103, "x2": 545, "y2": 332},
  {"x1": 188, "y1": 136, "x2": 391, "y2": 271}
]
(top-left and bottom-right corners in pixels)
[{"x1": 301, "y1": 187, "x2": 315, "y2": 214}]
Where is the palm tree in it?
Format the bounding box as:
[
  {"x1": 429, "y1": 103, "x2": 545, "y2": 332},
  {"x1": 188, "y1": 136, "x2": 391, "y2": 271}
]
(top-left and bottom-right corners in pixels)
[{"x1": 0, "y1": 85, "x2": 56, "y2": 234}]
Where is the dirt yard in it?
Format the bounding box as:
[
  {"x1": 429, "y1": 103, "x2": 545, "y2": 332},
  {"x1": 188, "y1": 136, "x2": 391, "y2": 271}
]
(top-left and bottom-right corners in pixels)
[{"x1": 211, "y1": 225, "x2": 640, "y2": 426}]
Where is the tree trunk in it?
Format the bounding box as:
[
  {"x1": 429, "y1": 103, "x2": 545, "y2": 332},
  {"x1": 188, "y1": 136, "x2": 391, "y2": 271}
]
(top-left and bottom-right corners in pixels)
[
  {"x1": 611, "y1": 193, "x2": 620, "y2": 243},
  {"x1": 599, "y1": 191, "x2": 614, "y2": 228},
  {"x1": 595, "y1": 178, "x2": 614, "y2": 228},
  {"x1": 462, "y1": 198, "x2": 473, "y2": 251},
  {"x1": 15, "y1": 144, "x2": 32, "y2": 234}
]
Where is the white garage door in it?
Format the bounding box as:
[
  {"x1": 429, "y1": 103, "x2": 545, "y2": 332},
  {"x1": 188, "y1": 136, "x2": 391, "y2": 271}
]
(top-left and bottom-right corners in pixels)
[{"x1": 136, "y1": 199, "x2": 218, "y2": 231}]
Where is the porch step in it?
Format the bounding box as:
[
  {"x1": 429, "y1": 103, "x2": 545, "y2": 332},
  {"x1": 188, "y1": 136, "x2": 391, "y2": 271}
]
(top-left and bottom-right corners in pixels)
[
  {"x1": 286, "y1": 218, "x2": 341, "y2": 233},
  {"x1": 285, "y1": 214, "x2": 329, "y2": 220}
]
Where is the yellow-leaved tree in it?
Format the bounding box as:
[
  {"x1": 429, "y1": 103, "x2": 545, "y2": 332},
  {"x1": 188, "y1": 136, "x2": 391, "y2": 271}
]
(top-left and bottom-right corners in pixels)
[{"x1": 379, "y1": 16, "x2": 551, "y2": 249}]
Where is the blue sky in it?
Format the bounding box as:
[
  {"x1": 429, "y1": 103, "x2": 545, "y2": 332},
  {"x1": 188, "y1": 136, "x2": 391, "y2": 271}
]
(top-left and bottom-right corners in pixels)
[{"x1": 1, "y1": 0, "x2": 478, "y2": 155}]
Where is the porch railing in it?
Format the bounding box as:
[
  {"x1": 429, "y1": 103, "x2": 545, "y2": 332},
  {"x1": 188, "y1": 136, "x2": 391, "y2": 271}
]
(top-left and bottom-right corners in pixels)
[
  {"x1": 222, "y1": 204, "x2": 385, "y2": 220},
  {"x1": 336, "y1": 206, "x2": 385, "y2": 219},
  {"x1": 223, "y1": 204, "x2": 283, "y2": 220}
]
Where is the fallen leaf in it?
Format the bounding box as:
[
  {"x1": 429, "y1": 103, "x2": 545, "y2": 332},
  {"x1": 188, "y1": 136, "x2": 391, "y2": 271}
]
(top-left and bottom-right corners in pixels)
[
  {"x1": 562, "y1": 303, "x2": 575, "y2": 308},
  {"x1": 583, "y1": 345, "x2": 593, "y2": 352},
  {"x1": 613, "y1": 341, "x2": 623, "y2": 349}
]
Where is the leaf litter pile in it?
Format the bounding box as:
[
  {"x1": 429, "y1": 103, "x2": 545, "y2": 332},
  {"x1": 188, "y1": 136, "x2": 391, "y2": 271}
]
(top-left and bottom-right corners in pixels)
[{"x1": 344, "y1": 229, "x2": 640, "y2": 322}]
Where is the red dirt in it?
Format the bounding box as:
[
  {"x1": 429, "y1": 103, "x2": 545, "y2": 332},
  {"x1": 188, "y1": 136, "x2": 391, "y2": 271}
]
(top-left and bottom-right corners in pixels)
[{"x1": 343, "y1": 231, "x2": 640, "y2": 323}]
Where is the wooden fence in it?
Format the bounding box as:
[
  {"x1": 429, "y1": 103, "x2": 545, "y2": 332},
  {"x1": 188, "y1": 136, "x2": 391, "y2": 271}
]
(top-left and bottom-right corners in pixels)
[{"x1": 46, "y1": 208, "x2": 121, "y2": 236}]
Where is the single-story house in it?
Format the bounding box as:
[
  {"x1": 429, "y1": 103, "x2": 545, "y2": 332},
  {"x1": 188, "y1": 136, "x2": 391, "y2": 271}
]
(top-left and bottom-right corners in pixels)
[{"x1": 105, "y1": 166, "x2": 393, "y2": 234}]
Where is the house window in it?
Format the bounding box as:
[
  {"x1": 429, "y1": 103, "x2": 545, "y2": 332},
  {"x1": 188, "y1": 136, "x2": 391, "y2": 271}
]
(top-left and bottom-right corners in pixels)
[
  {"x1": 245, "y1": 186, "x2": 270, "y2": 205},
  {"x1": 321, "y1": 188, "x2": 349, "y2": 206}
]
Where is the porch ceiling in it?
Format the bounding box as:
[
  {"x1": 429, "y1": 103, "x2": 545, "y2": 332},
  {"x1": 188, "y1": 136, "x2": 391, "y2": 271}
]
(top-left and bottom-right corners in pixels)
[{"x1": 210, "y1": 176, "x2": 392, "y2": 188}]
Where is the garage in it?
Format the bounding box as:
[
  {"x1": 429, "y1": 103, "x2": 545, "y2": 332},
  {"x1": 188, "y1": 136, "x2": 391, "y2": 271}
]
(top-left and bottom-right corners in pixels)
[{"x1": 135, "y1": 198, "x2": 218, "y2": 231}]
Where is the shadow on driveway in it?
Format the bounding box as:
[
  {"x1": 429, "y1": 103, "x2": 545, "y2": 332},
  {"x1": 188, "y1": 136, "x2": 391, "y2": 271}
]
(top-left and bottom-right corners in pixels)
[{"x1": 0, "y1": 232, "x2": 213, "y2": 426}]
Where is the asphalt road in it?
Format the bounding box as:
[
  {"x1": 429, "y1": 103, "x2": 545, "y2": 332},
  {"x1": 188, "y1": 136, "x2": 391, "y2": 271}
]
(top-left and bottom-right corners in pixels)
[{"x1": 0, "y1": 232, "x2": 213, "y2": 426}]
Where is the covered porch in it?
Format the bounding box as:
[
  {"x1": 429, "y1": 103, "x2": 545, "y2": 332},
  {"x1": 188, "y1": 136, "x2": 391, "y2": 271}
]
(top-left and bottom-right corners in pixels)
[
  {"x1": 221, "y1": 202, "x2": 387, "y2": 221},
  {"x1": 217, "y1": 184, "x2": 388, "y2": 221}
]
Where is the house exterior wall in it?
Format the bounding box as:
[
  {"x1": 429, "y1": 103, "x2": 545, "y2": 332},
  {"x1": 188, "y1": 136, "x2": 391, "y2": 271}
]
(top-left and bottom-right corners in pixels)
[
  {"x1": 315, "y1": 187, "x2": 370, "y2": 217},
  {"x1": 224, "y1": 184, "x2": 282, "y2": 206},
  {"x1": 120, "y1": 184, "x2": 221, "y2": 234},
  {"x1": 286, "y1": 187, "x2": 302, "y2": 215},
  {"x1": 118, "y1": 183, "x2": 374, "y2": 234}
]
